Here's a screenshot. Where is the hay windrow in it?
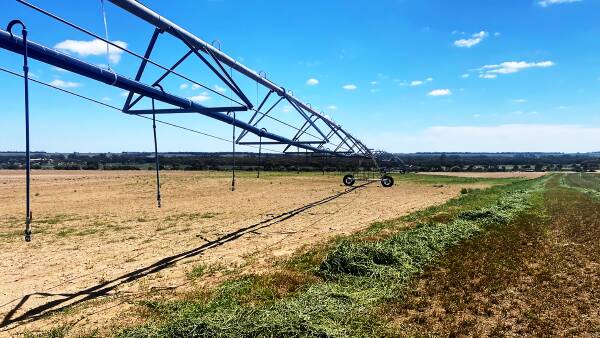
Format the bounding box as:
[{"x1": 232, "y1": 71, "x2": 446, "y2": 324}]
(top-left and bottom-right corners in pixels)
[{"x1": 117, "y1": 177, "x2": 546, "y2": 337}]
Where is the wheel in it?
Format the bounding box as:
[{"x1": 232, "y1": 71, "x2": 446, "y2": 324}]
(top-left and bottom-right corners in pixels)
[
  {"x1": 381, "y1": 175, "x2": 394, "y2": 188},
  {"x1": 343, "y1": 174, "x2": 355, "y2": 186}
]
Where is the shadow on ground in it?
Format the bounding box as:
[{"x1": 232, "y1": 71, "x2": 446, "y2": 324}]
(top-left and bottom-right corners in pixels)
[{"x1": 1, "y1": 182, "x2": 370, "y2": 330}]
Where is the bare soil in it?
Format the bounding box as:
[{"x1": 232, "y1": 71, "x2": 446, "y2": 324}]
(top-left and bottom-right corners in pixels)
[{"x1": 0, "y1": 170, "x2": 480, "y2": 336}]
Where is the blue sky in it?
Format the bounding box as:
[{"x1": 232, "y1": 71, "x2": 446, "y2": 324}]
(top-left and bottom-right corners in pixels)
[{"x1": 1, "y1": 0, "x2": 599, "y2": 153}]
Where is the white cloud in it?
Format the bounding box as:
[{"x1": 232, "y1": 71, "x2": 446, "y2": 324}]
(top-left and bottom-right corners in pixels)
[
  {"x1": 410, "y1": 77, "x2": 433, "y2": 86},
  {"x1": 192, "y1": 84, "x2": 202, "y2": 90},
  {"x1": 213, "y1": 84, "x2": 226, "y2": 93},
  {"x1": 454, "y1": 31, "x2": 488, "y2": 48},
  {"x1": 342, "y1": 84, "x2": 357, "y2": 91},
  {"x1": 370, "y1": 81, "x2": 378, "y2": 85},
  {"x1": 427, "y1": 89, "x2": 452, "y2": 97},
  {"x1": 54, "y1": 39, "x2": 128, "y2": 64},
  {"x1": 49, "y1": 79, "x2": 82, "y2": 88},
  {"x1": 120, "y1": 91, "x2": 129, "y2": 97},
  {"x1": 179, "y1": 83, "x2": 189, "y2": 90},
  {"x1": 102, "y1": 97, "x2": 111, "y2": 102},
  {"x1": 327, "y1": 105, "x2": 338, "y2": 110},
  {"x1": 281, "y1": 105, "x2": 293, "y2": 113},
  {"x1": 306, "y1": 78, "x2": 319, "y2": 86},
  {"x1": 511, "y1": 98, "x2": 527, "y2": 103},
  {"x1": 366, "y1": 124, "x2": 600, "y2": 153},
  {"x1": 478, "y1": 61, "x2": 554, "y2": 78},
  {"x1": 461, "y1": 73, "x2": 470, "y2": 79},
  {"x1": 188, "y1": 92, "x2": 211, "y2": 103},
  {"x1": 538, "y1": 0, "x2": 581, "y2": 7}
]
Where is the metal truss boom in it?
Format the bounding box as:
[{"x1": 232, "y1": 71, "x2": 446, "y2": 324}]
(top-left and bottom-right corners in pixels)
[
  {"x1": 0, "y1": 30, "x2": 338, "y2": 155},
  {"x1": 107, "y1": 0, "x2": 371, "y2": 158}
]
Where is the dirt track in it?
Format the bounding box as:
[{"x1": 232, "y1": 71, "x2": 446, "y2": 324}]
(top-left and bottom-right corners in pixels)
[{"x1": 0, "y1": 170, "x2": 486, "y2": 335}]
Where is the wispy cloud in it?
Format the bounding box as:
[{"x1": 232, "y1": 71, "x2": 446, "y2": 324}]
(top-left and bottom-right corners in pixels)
[
  {"x1": 179, "y1": 83, "x2": 189, "y2": 90},
  {"x1": 454, "y1": 31, "x2": 488, "y2": 48},
  {"x1": 54, "y1": 39, "x2": 127, "y2": 64},
  {"x1": 477, "y1": 61, "x2": 554, "y2": 79},
  {"x1": 327, "y1": 105, "x2": 338, "y2": 110},
  {"x1": 188, "y1": 92, "x2": 211, "y2": 103},
  {"x1": 213, "y1": 84, "x2": 226, "y2": 93},
  {"x1": 192, "y1": 84, "x2": 202, "y2": 90},
  {"x1": 49, "y1": 79, "x2": 82, "y2": 88},
  {"x1": 427, "y1": 89, "x2": 452, "y2": 97},
  {"x1": 538, "y1": 0, "x2": 582, "y2": 7},
  {"x1": 410, "y1": 77, "x2": 433, "y2": 86},
  {"x1": 511, "y1": 98, "x2": 527, "y2": 103},
  {"x1": 342, "y1": 84, "x2": 357, "y2": 91},
  {"x1": 461, "y1": 73, "x2": 470, "y2": 79},
  {"x1": 306, "y1": 78, "x2": 319, "y2": 86}
]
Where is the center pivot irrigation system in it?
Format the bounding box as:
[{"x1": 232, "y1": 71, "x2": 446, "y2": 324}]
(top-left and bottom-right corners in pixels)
[{"x1": 1, "y1": 0, "x2": 401, "y2": 242}]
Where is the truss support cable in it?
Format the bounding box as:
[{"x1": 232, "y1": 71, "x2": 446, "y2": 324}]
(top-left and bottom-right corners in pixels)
[
  {"x1": 151, "y1": 86, "x2": 162, "y2": 208},
  {"x1": 257, "y1": 128, "x2": 266, "y2": 179},
  {"x1": 231, "y1": 112, "x2": 236, "y2": 192},
  {"x1": 257, "y1": 135, "x2": 262, "y2": 179},
  {"x1": 297, "y1": 146, "x2": 300, "y2": 174}
]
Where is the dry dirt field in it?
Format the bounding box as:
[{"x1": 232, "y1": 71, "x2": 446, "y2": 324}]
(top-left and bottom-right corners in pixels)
[
  {"x1": 419, "y1": 172, "x2": 547, "y2": 179},
  {"x1": 0, "y1": 170, "x2": 489, "y2": 335}
]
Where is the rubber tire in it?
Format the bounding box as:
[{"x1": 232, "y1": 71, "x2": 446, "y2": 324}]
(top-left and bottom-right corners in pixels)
[
  {"x1": 381, "y1": 175, "x2": 394, "y2": 188},
  {"x1": 343, "y1": 174, "x2": 356, "y2": 186}
]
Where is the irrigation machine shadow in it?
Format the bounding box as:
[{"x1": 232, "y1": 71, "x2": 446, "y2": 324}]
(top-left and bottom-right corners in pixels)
[{"x1": 1, "y1": 181, "x2": 373, "y2": 330}]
